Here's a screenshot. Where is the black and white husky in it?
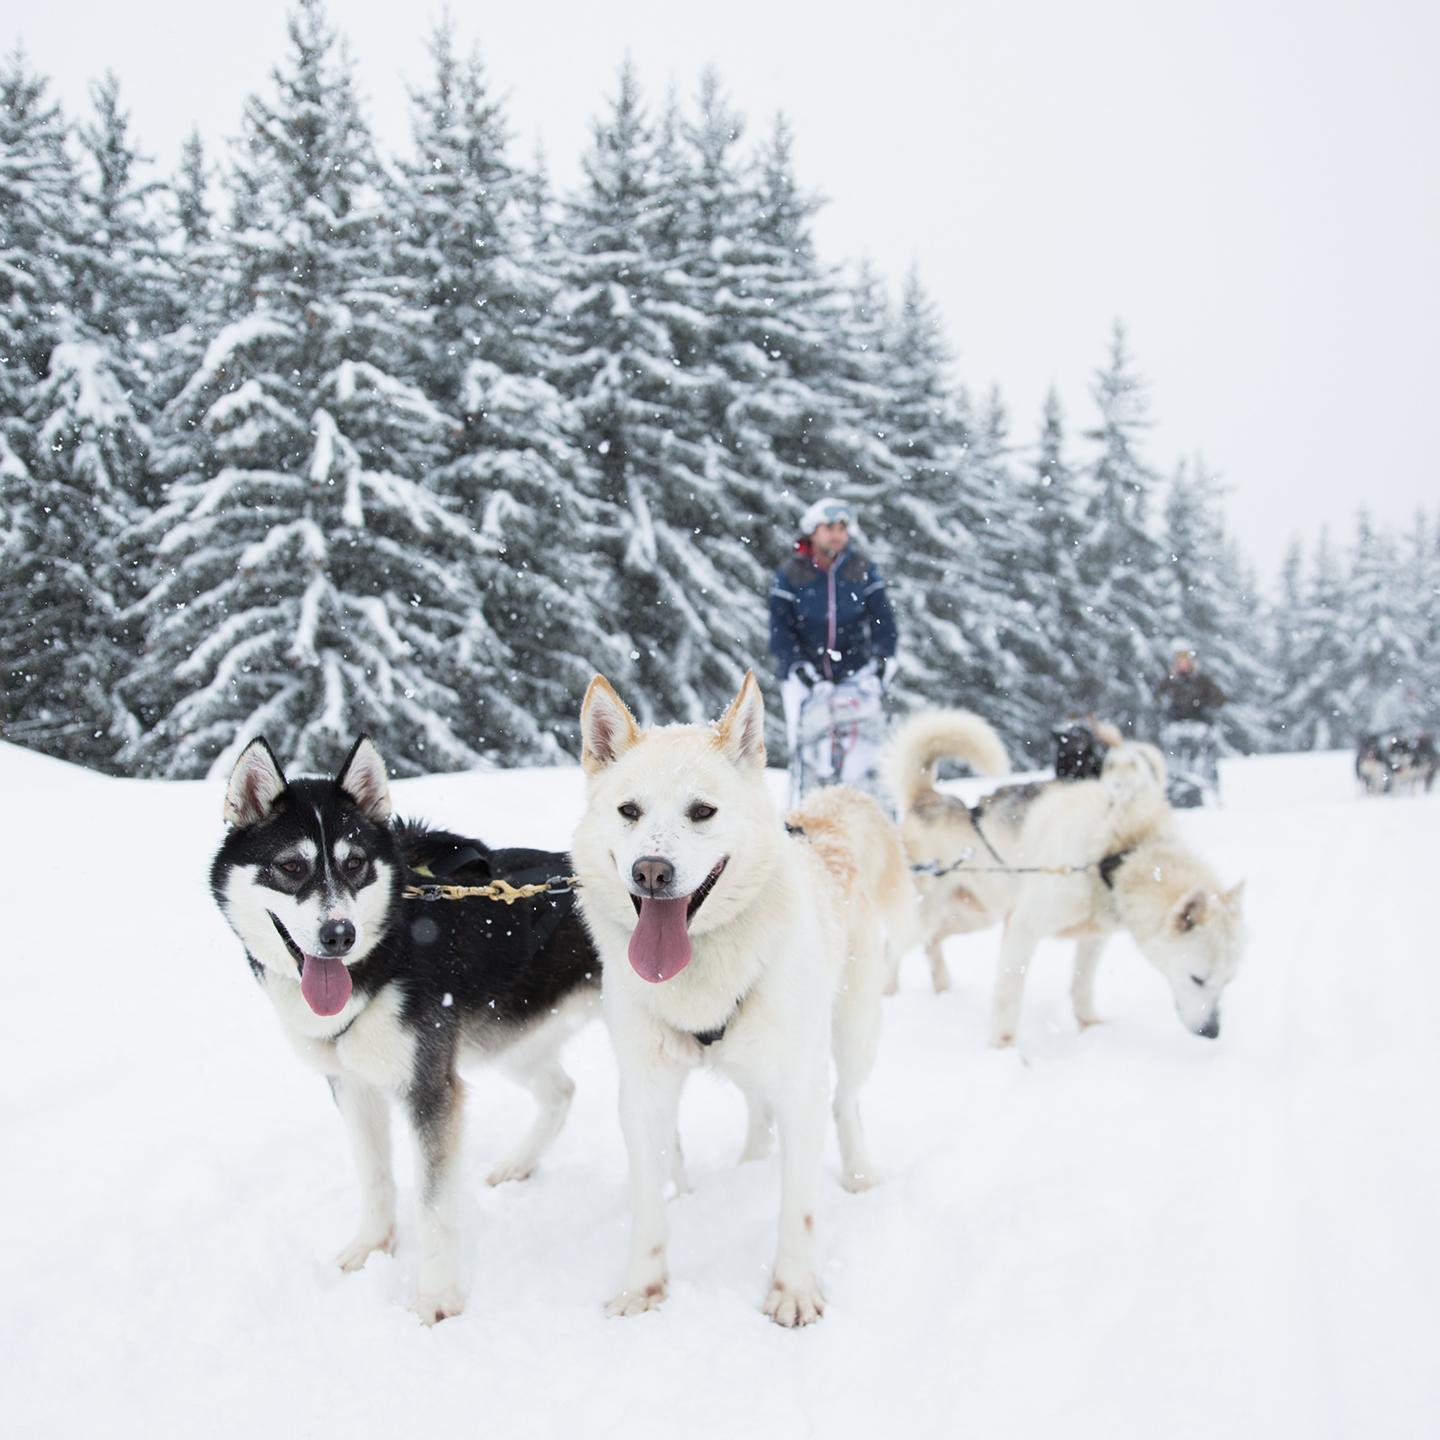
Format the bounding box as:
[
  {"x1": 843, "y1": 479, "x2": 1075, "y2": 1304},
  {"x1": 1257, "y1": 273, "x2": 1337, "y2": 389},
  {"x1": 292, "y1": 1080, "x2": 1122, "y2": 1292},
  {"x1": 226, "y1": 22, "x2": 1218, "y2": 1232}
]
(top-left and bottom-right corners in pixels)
[{"x1": 211, "y1": 735, "x2": 598, "y2": 1323}]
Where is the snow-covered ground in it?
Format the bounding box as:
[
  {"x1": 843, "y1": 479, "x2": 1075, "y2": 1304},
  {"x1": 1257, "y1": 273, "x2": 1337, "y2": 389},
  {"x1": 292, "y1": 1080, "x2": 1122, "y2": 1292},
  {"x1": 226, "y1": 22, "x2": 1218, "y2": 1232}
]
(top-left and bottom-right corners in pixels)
[{"x1": 3, "y1": 742, "x2": 1436, "y2": 1438}]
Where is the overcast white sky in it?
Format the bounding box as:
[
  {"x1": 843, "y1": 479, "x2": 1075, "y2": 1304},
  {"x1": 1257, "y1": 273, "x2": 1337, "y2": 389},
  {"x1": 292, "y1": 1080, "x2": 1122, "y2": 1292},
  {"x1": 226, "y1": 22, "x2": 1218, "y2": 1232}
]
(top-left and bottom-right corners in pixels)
[{"x1": 6, "y1": 0, "x2": 1437, "y2": 583}]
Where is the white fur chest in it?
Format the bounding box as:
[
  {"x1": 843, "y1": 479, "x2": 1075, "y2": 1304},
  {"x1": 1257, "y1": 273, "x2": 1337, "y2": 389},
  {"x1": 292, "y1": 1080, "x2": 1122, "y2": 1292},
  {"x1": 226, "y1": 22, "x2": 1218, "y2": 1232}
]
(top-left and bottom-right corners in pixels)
[{"x1": 263, "y1": 974, "x2": 416, "y2": 1094}]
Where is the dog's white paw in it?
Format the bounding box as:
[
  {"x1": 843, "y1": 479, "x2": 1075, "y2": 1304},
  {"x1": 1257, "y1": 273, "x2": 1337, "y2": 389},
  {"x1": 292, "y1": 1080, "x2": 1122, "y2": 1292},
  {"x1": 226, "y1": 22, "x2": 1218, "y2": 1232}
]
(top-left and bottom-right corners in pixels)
[
  {"x1": 1076, "y1": 1012, "x2": 1103, "y2": 1031},
  {"x1": 989, "y1": 1030, "x2": 1016, "y2": 1048},
  {"x1": 485, "y1": 1157, "x2": 536, "y2": 1186},
  {"x1": 605, "y1": 1280, "x2": 667, "y2": 1318},
  {"x1": 335, "y1": 1226, "x2": 395, "y2": 1272},
  {"x1": 841, "y1": 1166, "x2": 878, "y2": 1194},
  {"x1": 932, "y1": 971, "x2": 952, "y2": 994},
  {"x1": 763, "y1": 1275, "x2": 826, "y2": 1327},
  {"x1": 411, "y1": 1288, "x2": 464, "y2": 1326}
]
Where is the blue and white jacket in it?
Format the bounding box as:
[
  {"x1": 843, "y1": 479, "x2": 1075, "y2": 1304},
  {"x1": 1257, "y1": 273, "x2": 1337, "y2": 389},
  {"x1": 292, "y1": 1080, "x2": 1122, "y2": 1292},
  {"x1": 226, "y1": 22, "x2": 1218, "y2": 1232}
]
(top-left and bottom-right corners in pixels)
[{"x1": 768, "y1": 542, "x2": 899, "y2": 684}]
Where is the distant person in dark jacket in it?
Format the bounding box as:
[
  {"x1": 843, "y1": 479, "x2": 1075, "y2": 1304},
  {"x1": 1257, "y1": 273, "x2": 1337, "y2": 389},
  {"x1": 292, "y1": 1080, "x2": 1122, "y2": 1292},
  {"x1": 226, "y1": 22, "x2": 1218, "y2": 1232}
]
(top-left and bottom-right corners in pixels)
[
  {"x1": 1156, "y1": 643, "x2": 1227, "y2": 723},
  {"x1": 768, "y1": 497, "x2": 899, "y2": 802},
  {"x1": 1156, "y1": 642, "x2": 1226, "y2": 805}
]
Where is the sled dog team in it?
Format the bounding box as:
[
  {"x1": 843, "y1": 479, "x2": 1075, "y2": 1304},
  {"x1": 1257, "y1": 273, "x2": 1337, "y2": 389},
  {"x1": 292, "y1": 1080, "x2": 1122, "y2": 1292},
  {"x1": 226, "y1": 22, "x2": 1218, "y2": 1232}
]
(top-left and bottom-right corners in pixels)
[{"x1": 212, "y1": 673, "x2": 1247, "y2": 1327}]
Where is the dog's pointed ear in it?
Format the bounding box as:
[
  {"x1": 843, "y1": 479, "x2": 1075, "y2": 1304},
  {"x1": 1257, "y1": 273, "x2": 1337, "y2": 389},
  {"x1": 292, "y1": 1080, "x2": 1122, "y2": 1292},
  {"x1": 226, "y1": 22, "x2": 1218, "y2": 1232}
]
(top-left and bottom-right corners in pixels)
[
  {"x1": 1222, "y1": 880, "x2": 1245, "y2": 916},
  {"x1": 1171, "y1": 888, "x2": 1211, "y2": 934},
  {"x1": 581, "y1": 675, "x2": 642, "y2": 775},
  {"x1": 336, "y1": 735, "x2": 392, "y2": 822},
  {"x1": 715, "y1": 670, "x2": 767, "y2": 770},
  {"x1": 224, "y1": 737, "x2": 287, "y2": 828}
]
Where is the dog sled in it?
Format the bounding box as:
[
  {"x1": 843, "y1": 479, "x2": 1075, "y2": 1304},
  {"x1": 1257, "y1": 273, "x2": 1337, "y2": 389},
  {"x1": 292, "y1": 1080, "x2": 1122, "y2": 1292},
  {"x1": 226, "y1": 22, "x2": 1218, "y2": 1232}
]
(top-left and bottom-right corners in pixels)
[
  {"x1": 1161, "y1": 719, "x2": 1220, "y2": 808},
  {"x1": 789, "y1": 669, "x2": 887, "y2": 807}
]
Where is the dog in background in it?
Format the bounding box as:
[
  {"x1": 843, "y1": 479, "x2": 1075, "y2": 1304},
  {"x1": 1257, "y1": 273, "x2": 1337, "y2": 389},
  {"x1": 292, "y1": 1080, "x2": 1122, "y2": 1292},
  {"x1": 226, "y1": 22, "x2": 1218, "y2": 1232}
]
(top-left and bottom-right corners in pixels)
[
  {"x1": 888, "y1": 710, "x2": 1245, "y2": 1046},
  {"x1": 1356, "y1": 730, "x2": 1438, "y2": 794}
]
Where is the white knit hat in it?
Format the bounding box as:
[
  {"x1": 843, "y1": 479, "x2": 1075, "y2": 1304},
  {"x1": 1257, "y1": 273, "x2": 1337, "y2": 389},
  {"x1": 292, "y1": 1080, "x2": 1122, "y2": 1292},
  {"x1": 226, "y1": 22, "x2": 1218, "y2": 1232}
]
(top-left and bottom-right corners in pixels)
[{"x1": 799, "y1": 497, "x2": 854, "y2": 533}]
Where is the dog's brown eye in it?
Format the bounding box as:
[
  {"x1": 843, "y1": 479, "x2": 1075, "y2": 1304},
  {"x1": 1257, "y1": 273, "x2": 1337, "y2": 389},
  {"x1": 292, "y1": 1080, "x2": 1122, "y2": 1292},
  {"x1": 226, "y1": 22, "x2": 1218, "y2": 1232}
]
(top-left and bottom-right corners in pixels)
[
  {"x1": 343, "y1": 855, "x2": 366, "y2": 874},
  {"x1": 278, "y1": 858, "x2": 305, "y2": 877},
  {"x1": 618, "y1": 802, "x2": 641, "y2": 821},
  {"x1": 688, "y1": 803, "x2": 717, "y2": 822}
]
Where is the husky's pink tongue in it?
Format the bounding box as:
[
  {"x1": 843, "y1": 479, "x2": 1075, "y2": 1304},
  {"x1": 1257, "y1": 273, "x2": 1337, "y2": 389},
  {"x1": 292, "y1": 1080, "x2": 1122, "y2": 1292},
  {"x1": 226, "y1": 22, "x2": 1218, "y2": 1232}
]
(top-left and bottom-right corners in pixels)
[
  {"x1": 300, "y1": 955, "x2": 353, "y2": 1016},
  {"x1": 628, "y1": 896, "x2": 693, "y2": 983}
]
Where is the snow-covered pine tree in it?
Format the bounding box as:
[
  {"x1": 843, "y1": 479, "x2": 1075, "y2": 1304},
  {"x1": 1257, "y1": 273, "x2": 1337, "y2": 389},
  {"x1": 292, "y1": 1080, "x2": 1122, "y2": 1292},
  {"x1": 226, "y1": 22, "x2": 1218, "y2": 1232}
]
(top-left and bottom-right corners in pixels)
[
  {"x1": 1003, "y1": 386, "x2": 1091, "y2": 756},
  {"x1": 1268, "y1": 537, "x2": 1306, "y2": 750},
  {"x1": 125, "y1": 0, "x2": 496, "y2": 779},
  {"x1": 1272, "y1": 529, "x2": 1351, "y2": 749},
  {"x1": 1334, "y1": 512, "x2": 1417, "y2": 733},
  {"x1": 866, "y1": 269, "x2": 1029, "y2": 743},
  {"x1": 391, "y1": 24, "x2": 627, "y2": 760},
  {"x1": 0, "y1": 58, "x2": 150, "y2": 769},
  {"x1": 0, "y1": 53, "x2": 86, "y2": 755},
  {"x1": 953, "y1": 385, "x2": 1038, "y2": 747},
  {"x1": 1159, "y1": 456, "x2": 1272, "y2": 752},
  {"x1": 550, "y1": 63, "x2": 757, "y2": 725},
  {"x1": 730, "y1": 116, "x2": 900, "y2": 531},
  {"x1": 1402, "y1": 510, "x2": 1440, "y2": 728},
  {"x1": 671, "y1": 73, "x2": 842, "y2": 720},
  {"x1": 1073, "y1": 321, "x2": 1171, "y2": 734}
]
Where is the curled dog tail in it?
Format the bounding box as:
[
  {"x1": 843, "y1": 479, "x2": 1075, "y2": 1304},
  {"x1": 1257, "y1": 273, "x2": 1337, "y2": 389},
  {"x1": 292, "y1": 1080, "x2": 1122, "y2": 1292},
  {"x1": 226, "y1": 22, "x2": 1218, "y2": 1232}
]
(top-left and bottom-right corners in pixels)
[{"x1": 885, "y1": 710, "x2": 1010, "y2": 813}]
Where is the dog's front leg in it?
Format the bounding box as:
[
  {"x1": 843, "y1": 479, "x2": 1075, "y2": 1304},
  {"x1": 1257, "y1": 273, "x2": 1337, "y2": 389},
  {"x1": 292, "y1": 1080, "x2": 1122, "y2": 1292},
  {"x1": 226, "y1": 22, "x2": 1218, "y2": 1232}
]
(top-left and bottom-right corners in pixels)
[
  {"x1": 329, "y1": 1075, "x2": 396, "y2": 1271},
  {"x1": 607, "y1": 1049, "x2": 687, "y2": 1318},
  {"x1": 764, "y1": 1060, "x2": 829, "y2": 1326},
  {"x1": 1071, "y1": 936, "x2": 1108, "y2": 1029},
  {"x1": 407, "y1": 1070, "x2": 466, "y2": 1325},
  {"x1": 990, "y1": 918, "x2": 1041, "y2": 1047}
]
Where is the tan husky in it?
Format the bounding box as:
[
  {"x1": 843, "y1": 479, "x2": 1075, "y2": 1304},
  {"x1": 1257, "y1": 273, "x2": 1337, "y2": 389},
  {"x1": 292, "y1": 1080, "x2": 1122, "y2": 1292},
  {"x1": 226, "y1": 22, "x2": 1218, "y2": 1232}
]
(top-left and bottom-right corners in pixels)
[
  {"x1": 572, "y1": 672, "x2": 915, "y2": 1326},
  {"x1": 887, "y1": 710, "x2": 1245, "y2": 1046}
]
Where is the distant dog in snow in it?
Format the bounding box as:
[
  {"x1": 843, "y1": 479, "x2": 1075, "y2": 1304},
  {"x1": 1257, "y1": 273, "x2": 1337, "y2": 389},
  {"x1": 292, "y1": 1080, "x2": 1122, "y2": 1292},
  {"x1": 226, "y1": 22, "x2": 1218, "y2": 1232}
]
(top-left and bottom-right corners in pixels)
[
  {"x1": 888, "y1": 710, "x2": 1245, "y2": 1045},
  {"x1": 211, "y1": 735, "x2": 598, "y2": 1323},
  {"x1": 1355, "y1": 730, "x2": 1438, "y2": 795},
  {"x1": 572, "y1": 672, "x2": 915, "y2": 1327}
]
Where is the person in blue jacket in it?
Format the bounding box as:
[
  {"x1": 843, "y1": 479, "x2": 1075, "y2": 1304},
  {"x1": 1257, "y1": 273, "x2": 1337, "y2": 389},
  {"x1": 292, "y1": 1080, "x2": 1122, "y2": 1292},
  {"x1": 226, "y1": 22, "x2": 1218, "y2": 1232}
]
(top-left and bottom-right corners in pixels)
[{"x1": 768, "y1": 497, "x2": 899, "y2": 803}]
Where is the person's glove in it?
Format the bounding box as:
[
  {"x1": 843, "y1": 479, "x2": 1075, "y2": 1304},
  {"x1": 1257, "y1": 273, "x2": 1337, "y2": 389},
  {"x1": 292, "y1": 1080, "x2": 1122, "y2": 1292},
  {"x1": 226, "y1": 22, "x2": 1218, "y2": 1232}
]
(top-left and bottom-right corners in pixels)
[{"x1": 790, "y1": 661, "x2": 821, "y2": 688}]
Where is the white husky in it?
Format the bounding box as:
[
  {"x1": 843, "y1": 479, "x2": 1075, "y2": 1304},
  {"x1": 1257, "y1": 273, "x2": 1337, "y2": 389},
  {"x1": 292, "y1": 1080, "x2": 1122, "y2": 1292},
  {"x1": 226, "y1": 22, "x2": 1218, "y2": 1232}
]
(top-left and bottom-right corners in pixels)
[
  {"x1": 888, "y1": 710, "x2": 1246, "y2": 1046},
  {"x1": 572, "y1": 671, "x2": 914, "y2": 1326}
]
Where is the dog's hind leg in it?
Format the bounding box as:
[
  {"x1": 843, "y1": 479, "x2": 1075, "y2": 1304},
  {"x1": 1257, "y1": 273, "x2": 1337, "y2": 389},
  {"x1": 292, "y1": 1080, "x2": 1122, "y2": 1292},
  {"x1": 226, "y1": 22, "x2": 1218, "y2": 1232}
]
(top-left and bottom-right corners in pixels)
[
  {"x1": 486, "y1": 1050, "x2": 575, "y2": 1187},
  {"x1": 607, "y1": 1049, "x2": 688, "y2": 1318},
  {"x1": 990, "y1": 917, "x2": 1041, "y2": 1048},
  {"x1": 1071, "y1": 936, "x2": 1108, "y2": 1030},
  {"x1": 928, "y1": 936, "x2": 951, "y2": 993},
  {"x1": 407, "y1": 1069, "x2": 466, "y2": 1325},
  {"x1": 832, "y1": 945, "x2": 885, "y2": 1192},
  {"x1": 330, "y1": 1076, "x2": 397, "y2": 1272}
]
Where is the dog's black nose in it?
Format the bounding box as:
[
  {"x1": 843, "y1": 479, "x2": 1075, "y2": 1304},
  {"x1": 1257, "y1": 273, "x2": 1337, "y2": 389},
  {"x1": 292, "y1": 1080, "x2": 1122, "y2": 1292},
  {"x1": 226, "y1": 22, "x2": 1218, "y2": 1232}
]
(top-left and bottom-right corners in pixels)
[
  {"x1": 631, "y1": 856, "x2": 675, "y2": 895},
  {"x1": 1197, "y1": 1013, "x2": 1220, "y2": 1040},
  {"x1": 319, "y1": 919, "x2": 356, "y2": 955}
]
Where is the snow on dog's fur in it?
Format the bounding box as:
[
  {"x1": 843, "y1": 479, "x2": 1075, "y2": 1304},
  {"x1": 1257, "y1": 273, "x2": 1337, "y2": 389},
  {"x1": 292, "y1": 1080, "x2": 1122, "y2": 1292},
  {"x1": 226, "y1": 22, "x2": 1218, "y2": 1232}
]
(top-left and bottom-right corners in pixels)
[
  {"x1": 888, "y1": 710, "x2": 1245, "y2": 1046},
  {"x1": 572, "y1": 671, "x2": 914, "y2": 1327}
]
